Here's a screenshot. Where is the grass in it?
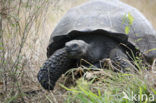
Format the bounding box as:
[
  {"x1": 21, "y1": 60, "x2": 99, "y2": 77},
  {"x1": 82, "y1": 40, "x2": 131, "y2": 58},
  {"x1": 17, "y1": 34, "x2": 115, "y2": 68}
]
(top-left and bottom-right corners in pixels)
[
  {"x1": 60, "y1": 65, "x2": 156, "y2": 103},
  {"x1": 59, "y1": 44, "x2": 156, "y2": 103}
]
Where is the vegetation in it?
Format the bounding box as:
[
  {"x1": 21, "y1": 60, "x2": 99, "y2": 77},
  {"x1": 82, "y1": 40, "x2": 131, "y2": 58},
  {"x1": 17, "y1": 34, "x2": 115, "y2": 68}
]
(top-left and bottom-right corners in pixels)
[
  {"x1": 0, "y1": 0, "x2": 156, "y2": 103},
  {"x1": 0, "y1": 0, "x2": 52, "y2": 102},
  {"x1": 60, "y1": 61, "x2": 156, "y2": 103}
]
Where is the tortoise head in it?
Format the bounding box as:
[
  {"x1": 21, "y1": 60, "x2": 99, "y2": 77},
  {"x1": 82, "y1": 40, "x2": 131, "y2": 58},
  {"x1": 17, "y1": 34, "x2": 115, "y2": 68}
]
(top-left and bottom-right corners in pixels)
[{"x1": 65, "y1": 40, "x2": 90, "y2": 59}]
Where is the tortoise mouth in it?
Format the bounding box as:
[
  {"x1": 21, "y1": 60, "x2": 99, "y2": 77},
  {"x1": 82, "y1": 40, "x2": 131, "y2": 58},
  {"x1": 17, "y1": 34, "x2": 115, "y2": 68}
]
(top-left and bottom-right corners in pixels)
[
  {"x1": 65, "y1": 46, "x2": 79, "y2": 53},
  {"x1": 66, "y1": 50, "x2": 83, "y2": 56},
  {"x1": 65, "y1": 47, "x2": 84, "y2": 59}
]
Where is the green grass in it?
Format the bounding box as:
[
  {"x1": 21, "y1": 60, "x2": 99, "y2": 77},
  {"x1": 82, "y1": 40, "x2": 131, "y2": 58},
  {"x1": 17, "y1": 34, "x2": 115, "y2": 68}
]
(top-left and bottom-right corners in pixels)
[{"x1": 60, "y1": 63, "x2": 156, "y2": 103}]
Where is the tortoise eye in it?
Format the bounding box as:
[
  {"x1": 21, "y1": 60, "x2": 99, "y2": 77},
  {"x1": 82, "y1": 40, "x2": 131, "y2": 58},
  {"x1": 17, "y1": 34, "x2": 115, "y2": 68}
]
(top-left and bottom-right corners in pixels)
[{"x1": 72, "y1": 44, "x2": 79, "y2": 49}]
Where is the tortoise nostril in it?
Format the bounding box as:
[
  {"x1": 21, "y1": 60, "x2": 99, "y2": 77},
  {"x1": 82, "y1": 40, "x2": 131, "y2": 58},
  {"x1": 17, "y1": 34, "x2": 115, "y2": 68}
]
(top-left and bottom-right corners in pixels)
[{"x1": 65, "y1": 46, "x2": 71, "y2": 52}]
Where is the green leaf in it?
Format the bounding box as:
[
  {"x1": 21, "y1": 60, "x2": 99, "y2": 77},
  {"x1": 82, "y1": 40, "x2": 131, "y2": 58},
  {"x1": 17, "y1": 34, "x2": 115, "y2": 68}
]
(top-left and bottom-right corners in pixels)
[
  {"x1": 122, "y1": 15, "x2": 128, "y2": 24},
  {"x1": 97, "y1": 88, "x2": 101, "y2": 97},
  {"x1": 128, "y1": 13, "x2": 134, "y2": 25},
  {"x1": 139, "y1": 87, "x2": 142, "y2": 103},
  {"x1": 135, "y1": 38, "x2": 143, "y2": 42},
  {"x1": 125, "y1": 26, "x2": 130, "y2": 34},
  {"x1": 59, "y1": 84, "x2": 80, "y2": 93},
  {"x1": 151, "y1": 88, "x2": 156, "y2": 95},
  {"x1": 144, "y1": 48, "x2": 156, "y2": 54}
]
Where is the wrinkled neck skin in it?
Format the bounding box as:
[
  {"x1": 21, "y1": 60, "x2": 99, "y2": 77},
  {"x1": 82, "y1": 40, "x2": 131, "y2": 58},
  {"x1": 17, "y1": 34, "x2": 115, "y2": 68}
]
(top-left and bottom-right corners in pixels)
[{"x1": 81, "y1": 44, "x2": 99, "y2": 64}]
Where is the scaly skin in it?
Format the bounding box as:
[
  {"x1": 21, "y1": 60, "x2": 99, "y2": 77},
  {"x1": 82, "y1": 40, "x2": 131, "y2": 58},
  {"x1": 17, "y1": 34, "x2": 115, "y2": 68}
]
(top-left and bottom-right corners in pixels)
[{"x1": 37, "y1": 48, "x2": 75, "y2": 90}]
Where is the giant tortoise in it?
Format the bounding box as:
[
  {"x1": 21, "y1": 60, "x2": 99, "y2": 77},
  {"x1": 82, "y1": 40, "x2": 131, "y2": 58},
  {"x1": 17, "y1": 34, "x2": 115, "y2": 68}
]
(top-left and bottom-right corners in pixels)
[{"x1": 37, "y1": 0, "x2": 156, "y2": 90}]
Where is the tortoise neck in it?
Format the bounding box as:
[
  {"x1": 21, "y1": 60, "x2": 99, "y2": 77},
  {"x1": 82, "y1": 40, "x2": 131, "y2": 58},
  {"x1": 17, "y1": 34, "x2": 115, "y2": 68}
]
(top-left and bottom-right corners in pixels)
[{"x1": 83, "y1": 46, "x2": 99, "y2": 64}]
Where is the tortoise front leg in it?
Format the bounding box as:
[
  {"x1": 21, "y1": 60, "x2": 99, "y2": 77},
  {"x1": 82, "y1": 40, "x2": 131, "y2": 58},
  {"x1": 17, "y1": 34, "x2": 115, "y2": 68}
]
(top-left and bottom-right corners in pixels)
[
  {"x1": 37, "y1": 48, "x2": 75, "y2": 90},
  {"x1": 109, "y1": 48, "x2": 136, "y2": 72}
]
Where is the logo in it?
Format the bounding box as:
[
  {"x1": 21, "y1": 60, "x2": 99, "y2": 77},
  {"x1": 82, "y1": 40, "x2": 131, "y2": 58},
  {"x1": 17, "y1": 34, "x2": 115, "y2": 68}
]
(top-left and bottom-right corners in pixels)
[{"x1": 122, "y1": 91, "x2": 154, "y2": 102}]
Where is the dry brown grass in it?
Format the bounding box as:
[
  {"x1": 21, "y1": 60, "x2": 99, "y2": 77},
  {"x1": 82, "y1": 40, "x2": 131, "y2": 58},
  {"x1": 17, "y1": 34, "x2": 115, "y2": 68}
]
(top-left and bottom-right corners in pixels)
[
  {"x1": 0, "y1": 0, "x2": 156, "y2": 103},
  {"x1": 0, "y1": 0, "x2": 87, "y2": 102}
]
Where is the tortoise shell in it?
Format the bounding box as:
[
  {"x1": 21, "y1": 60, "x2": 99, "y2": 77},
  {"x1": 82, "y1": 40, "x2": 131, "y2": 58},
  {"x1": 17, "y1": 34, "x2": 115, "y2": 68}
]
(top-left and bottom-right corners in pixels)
[{"x1": 47, "y1": 0, "x2": 156, "y2": 63}]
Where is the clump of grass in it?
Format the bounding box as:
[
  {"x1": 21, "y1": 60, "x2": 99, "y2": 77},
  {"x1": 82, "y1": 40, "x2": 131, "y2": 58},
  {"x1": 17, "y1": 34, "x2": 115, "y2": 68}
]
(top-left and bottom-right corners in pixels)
[{"x1": 59, "y1": 57, "x2": 156, "y2": 103}]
